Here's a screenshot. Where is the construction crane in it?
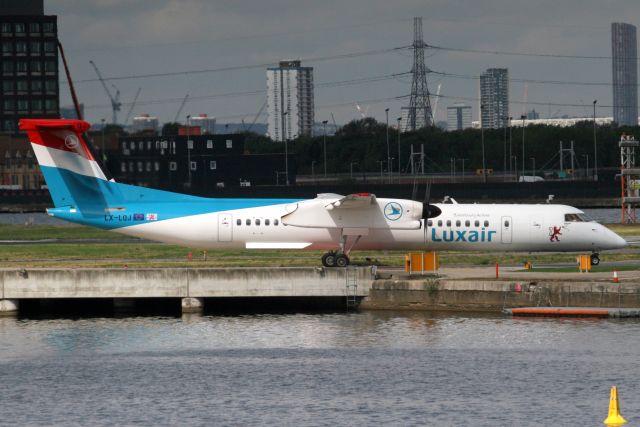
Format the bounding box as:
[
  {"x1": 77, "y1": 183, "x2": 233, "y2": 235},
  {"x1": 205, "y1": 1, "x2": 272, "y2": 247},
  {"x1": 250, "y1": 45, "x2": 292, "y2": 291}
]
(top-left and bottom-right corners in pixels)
[
  {"x1": 123, "y1": 87, "x2": 142, "y2": 126},
  {"x1": 432, "y1": 83, "x2": 442, "y2": 120},
  {"x1": 89, "y1": 60, "x2": 121, "y2": 124},
  {"x1": 174, "y1": 94, "x2": 189, "y2": 122},
  {"x1": 247, "y1": 99, "x2": 267, "y2": 132}
]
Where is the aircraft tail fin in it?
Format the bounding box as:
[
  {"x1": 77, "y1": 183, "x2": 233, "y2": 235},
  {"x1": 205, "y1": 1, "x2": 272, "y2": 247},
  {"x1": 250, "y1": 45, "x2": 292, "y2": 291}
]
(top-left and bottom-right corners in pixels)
[{"x1": 19, "y1": 119, "x2": 122, "y2": 213}]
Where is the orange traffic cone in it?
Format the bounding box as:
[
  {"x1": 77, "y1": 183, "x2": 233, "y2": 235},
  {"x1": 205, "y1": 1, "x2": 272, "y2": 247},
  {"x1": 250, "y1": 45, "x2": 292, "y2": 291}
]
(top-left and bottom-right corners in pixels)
[{"x1": 613, "y1": 270, "x2": 619, "y2": 284}]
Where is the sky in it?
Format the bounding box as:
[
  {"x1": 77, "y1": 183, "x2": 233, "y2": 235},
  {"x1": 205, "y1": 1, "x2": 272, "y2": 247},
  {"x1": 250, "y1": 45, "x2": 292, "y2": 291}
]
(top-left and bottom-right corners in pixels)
[{"x1": 48, "y1": 0, "x2": 640, "y2": 126}]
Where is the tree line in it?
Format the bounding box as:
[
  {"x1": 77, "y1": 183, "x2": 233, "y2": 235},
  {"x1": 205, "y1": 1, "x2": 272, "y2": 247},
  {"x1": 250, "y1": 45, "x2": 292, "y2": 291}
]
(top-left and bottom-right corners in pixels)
[{"x1": 243, "y1": 117, "x2": 639, "y2": 176}]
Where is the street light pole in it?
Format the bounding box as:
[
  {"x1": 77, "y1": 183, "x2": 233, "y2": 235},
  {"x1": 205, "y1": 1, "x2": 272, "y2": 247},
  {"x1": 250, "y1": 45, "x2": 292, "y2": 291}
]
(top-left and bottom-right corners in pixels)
[
  {"x1": 582, "y1": 154, "x2": 589, "y2": 178},
  {"x1": 458, "y1": 158, "x2": 467, "y2": 182},
  {"x1": 508, "y1": 116, "x2": 513, "y2": 178},
  {"x1": 100, "y1": 118, "x2": 106, "y2": 163},
  {"x1": 397, "y1": 117, "x2": 402, "y2": 181},
  {"x1": 385, "y1": 108, "x2": 390, "y2": 183},
  {"x1": 350, "y1": 162, "x2": 358, "y2": 178},
  {"x1": 283, "y1": 112, "x2": 289, "y2": 186},
  {"x1": 377, "y1": 160, "x2": 384, "y2": 180},
  {"x1": 322, "y1": 120, "x2": 328, "y2": 177},
  {"x1": 520, "y1": 114, "x2": 526, "y2": 179},
  {"x1": 593, "y1": 100, "x2": 598, "y2": 181},
  {"x1": 186, "y1": 114, "x2": 191, "y2": 188},
  {"x1": 502, "y1": 116, "x2": 507, "y2": 181},
  {"x1": 450, "y1": 157, "x2": 456, "y2": 183},
  {"x1": 311, "y1": 160, "x2": 316, "y2": 183},
  {"x1": 480, "y1": 105, "x2": 486, "y2": 183},
  {"x1": 530, "y1": 157, "x2": 535, "y2": 178}
]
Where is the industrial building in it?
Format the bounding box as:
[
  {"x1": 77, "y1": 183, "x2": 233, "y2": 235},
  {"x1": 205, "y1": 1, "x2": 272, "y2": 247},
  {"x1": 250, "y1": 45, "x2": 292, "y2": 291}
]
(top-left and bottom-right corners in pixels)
[
  {"x1": 0, "y1": 0, "x2": 59, "y2": 133},
  {"x1": 479, "y1": 68, "x2": 509, "y2": 129},
  {"x1": 131, "y1": 113, "x2": 159, "y2": 133},
  {"x1": 189, "y1": 114, "x2": 216, "y2": 134},
  {"x1": 267, "y1": 60, "x2": 314, "y2": 141},
  {"x1": 447, "y1": 103, "x2": 472, "y2": 131},
  {"x1": 0, "y1": 135, "x2": 41, "y2": 189},
  {"x1": 108, "y1": 133, "x2": 294, "y2": 193},
  {"x1": 611, "y1": 22, "x2": 638, "y2": 126}
]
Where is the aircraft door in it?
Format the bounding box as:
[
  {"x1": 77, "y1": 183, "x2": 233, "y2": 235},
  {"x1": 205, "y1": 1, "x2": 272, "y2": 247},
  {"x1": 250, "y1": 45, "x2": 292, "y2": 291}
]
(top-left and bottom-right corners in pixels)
[
  {"x1": 501, "y1": 216, "x2": 512, "y2": 244},
  {"x1": 218, "y1": 213, "x2": 233, "y2": 242},
  {"x1": 530, "y1": 216, "x2": 544, "y2": 244}
]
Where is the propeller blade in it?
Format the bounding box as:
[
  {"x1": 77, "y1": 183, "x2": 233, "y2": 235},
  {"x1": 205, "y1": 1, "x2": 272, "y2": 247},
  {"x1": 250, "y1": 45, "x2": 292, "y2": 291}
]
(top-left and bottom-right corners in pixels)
[{"x1": 423, "y1": 181, "x2": 431, "y2": 244}]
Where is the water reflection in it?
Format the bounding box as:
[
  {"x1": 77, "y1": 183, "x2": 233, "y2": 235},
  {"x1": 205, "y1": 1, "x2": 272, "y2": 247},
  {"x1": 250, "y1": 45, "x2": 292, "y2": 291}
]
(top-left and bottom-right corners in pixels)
[{"x1": 1, "y1": 312, "x2": 639, "y2": 426}]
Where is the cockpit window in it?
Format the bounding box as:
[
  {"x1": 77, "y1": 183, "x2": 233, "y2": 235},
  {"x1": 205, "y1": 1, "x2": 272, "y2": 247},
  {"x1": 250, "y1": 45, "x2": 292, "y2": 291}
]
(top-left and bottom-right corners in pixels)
[{"x1": 565, "y1": 213, "x2": 589, "y2": 222}]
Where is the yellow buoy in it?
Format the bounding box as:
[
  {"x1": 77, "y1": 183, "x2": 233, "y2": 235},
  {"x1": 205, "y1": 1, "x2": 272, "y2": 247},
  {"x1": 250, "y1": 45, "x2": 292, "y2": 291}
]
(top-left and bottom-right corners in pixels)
[{"x1": 603, "y1": 386, "x2": 627, "y2": 427}]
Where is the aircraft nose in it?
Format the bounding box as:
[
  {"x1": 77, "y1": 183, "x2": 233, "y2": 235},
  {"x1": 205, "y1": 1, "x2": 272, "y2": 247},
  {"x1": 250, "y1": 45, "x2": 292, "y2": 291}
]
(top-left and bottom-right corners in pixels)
[
  {"x1": 614, "y1": 232, "x2": 628, "y2": 249},
  {"x1": 605, "y1": 228, "x2": 628, "y2": 249}
]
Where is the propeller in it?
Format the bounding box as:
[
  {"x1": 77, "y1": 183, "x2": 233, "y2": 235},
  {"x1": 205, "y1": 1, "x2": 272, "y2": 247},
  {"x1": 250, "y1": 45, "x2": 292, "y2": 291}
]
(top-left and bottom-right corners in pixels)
[
  {"x1": 423, "y1": 182, "x2": 431, "y2": 245},
  {"x1": 421, "y1": 181, "x2": 442, "y2": 246}
]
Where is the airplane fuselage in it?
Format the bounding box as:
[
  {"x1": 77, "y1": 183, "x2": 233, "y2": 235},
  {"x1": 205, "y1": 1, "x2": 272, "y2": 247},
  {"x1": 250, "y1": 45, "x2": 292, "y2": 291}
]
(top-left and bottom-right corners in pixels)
[{"x1": 49, "y1": 198, "x2": 626, "y2": 254}]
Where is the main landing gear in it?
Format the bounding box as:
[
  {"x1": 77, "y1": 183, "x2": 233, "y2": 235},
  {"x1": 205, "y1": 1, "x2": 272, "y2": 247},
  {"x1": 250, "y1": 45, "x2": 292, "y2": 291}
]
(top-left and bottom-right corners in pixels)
[
  {"x1": 321, "y1": 234, "x2": 362, "y2": 268},
  {"x1": 321, "y1": 251, "x2": 349, "y2": 267},
  {"x1": 590, "y1": 253, "x2": 600, "y2": 266}
]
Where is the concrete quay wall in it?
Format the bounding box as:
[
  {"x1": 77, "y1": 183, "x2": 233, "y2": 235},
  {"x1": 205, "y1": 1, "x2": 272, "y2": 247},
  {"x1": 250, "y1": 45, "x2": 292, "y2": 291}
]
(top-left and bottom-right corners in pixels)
[
  {"x1": 0, "y1": 267, "x2": 376, "y2": 300},
  {"x1": 361, "y1": 278, "x2": 640, "y2": 312}
]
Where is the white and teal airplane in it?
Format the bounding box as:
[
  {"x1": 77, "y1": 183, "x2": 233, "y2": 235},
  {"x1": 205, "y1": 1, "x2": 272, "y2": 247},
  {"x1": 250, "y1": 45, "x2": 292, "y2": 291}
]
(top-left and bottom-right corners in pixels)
[{"x1": 20, "y1": 119, "x2": 627, "y2": 267}]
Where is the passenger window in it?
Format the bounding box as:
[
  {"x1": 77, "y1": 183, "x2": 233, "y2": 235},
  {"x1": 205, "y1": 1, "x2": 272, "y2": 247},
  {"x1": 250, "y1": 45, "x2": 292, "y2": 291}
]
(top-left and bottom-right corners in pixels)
[
  {"x1": 246, "y1": 219, "x2": 251, "y2": 226},
  {"x1": 504, "y1": 220, "x2": 510, "y2": 227},
  {"x1": 484, "y1": 220, "x2": 489, "y2": 227},
  {"x1": 236, "y1": 219, "x2": 241, "y2": 226},
  {"x1": 274, "y1": 219, "x2": 279, "y2": 226},
  {"x1": 474, "y1": 220, "x2": 480, "y2": 227},
  {"x1": 427, "y1": 220, "x2": 433, "y2": 227},
  {"x1": 265, "y1": 219, "x2": 270, "y2": 226},
  {"x1": 446, "y1": 220, "x2": 451, "y2": 227},
  {"x1": 455, "y1": 220, "x2": 461, "y2": 227},
  {"x1": 255, "y1": 219, "x2": 261, "y2": 226},
  {"x1": 465, "y1": 220, "x2": 470, "y2": 227},
  {"x1": 437, "y1": 220, "x2": 443, "y2": 227}
]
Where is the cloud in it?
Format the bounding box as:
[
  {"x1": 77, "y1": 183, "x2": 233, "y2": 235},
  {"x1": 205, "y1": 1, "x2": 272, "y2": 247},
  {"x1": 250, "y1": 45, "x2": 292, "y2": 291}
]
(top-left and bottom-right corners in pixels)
[{"x1": 49, "y1": 0, "x2": 640, "y2": 124}]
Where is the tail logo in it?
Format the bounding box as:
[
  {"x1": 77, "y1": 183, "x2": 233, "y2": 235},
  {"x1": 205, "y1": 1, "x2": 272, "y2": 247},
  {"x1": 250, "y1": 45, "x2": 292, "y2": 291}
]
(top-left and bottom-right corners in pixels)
[
  {"x1": 384, "y1": 202, "x2": 403, "y2": 221},
  {"x1": 64, "y1": 134, "x2": 80, "y2": 150}
]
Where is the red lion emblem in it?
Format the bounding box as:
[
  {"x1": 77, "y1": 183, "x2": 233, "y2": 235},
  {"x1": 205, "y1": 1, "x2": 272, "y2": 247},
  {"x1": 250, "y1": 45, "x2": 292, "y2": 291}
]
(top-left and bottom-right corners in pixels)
[{"x1": 549, "y1": 226, "x2": 562, "y2": 242}]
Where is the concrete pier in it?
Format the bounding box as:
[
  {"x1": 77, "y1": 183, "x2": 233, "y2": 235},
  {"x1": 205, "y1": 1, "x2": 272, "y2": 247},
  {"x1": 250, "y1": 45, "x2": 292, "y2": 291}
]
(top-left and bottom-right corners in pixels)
[
  {"x1": 0, "y1": 299, "x2": 18, "y2": 316},
  {"x1": 3, "y1": 265, "x2": 640, "y2": 315},
  {"x1": 0, "y1": 267, "x2": 376, "y2": 314},
  {"x1": 361, "y1": 270, "x2": 640, "y2": 312},
  {"x1": 181, "y1": 297, "x2": 204, "y2": 313}
]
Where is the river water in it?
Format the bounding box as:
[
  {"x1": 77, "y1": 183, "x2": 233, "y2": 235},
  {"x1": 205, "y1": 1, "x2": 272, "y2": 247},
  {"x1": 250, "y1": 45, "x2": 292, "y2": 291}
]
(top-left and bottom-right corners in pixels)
[{"x1": 0, "y1": 311, "x2": 637, "y2": 426}]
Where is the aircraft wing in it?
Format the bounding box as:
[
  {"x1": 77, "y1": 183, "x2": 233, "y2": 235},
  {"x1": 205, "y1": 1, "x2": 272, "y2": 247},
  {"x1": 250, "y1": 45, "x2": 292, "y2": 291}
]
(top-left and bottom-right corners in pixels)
[
  {"x1": 324, "y1": 193, "x2": 376, "y2": 210},
  {"x1": 282, "y1": 193, "x2": 422, "y2": 230}
]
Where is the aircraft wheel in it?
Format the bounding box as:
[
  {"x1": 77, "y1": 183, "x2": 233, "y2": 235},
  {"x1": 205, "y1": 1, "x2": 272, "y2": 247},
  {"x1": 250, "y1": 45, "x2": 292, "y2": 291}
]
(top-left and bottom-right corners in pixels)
[
  {"x1": 335, "y1": 254, "x2": 349, "y2": 268},
  {"x1": 590, "y1": 253, "x2": 600, "y2": 266},
  {"x1": 322, "y1": 252, "x2": 337, "y2": 267}
]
